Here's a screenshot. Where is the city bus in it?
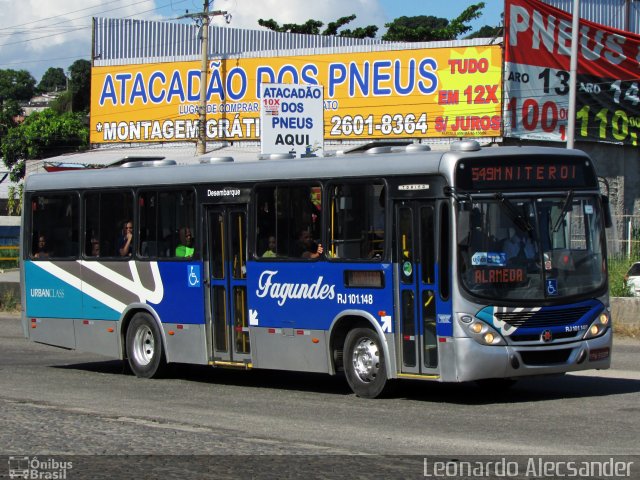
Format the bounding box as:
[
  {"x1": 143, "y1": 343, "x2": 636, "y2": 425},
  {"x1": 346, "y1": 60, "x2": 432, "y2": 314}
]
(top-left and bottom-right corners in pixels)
[{"x1": 21, "y1": 141, "x2": 613, "y2": 398}]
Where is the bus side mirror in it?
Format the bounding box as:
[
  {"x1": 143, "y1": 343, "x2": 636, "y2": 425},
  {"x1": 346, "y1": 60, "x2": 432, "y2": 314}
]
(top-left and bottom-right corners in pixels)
[{"x1": 602, "y1": 195, "x2": 613, "y2": 228}]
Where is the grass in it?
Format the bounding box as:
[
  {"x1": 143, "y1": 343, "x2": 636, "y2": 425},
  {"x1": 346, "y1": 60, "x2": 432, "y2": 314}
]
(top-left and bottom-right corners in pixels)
[
  {"x1": 607, "y1": 255, "x2": 639, "y2": 297},
  {"x1": 0, "y1": 290, "x2": 20, "y2": 312}
]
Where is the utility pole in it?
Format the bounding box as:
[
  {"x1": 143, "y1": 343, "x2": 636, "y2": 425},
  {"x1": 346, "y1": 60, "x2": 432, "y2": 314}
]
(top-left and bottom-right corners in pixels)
[
  {"x1": 181, "y1": 1, "x2": 230, "y2": 155},
  {"x1": 566, "y1": 0, "x2": 580, "y2": 149}
]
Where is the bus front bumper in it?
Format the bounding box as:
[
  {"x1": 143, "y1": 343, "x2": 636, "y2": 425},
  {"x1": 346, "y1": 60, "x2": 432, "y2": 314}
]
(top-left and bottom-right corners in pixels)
[{"x1": 452, "y1": 328, "x2": 612, "y2": 382}]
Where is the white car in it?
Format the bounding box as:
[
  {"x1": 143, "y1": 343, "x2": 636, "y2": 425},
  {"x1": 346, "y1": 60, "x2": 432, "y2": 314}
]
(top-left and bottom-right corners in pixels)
[{"x1": 624, "y1": 262, "x2": 640, "y2": 297}]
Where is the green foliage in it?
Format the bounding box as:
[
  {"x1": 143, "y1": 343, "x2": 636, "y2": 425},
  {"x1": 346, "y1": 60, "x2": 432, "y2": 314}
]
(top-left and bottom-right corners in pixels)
[
  {"x1": 49, "y1": 90, "x2": 73, "y2": 114},
  {"x1": 68, "y1": 59, "x2": 91, "y2": 113},
  {"x1": 0, "y1": 289, "x2": 20, "y2": 312},
  {"x1": 38, "y1": 67, "x2": 67, "y2": 93},
  {"x1": 1, "y1": 109, "x2": 89, "y2": 181},
  {"x1": 466, "y1": 25, "x2": 502, "y2": 40},
  {"x1": 608, "y1": 256, "x2": 637, "y2": 297},
  {"x1": 0, "y1": 69, "x2": 36, "y2": 101},
  {"x1": 0, "y1": 99, "x2": 22, "y2": 147},
  {"x1": 6, "y1": 184, "x2": 22, "y2": 216},
  {"x1": 258, "y1": 14, "x2": 377, "y2": 38},
  {"x1": 383, "y1": 3, "x2": 486, "y2": 41}
]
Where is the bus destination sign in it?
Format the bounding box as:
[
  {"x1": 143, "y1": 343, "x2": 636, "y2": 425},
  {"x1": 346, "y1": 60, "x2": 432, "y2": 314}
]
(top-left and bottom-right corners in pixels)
[{"x1": 455, "y1": 155, "x2": 597, "y2": 191}]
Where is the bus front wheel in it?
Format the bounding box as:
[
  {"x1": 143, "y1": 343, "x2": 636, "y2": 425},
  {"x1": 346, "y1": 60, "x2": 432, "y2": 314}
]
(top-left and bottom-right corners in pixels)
[
  {"x1": 344, "y1": 327, "x2": 388, "y2": 398},
  {"x1": 126, "y1": 312, "x2": 166, "y2": 378}
]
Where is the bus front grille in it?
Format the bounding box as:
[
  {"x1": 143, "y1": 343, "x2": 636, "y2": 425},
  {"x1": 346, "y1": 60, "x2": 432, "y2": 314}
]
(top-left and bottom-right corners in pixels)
[{"x1": 495, "y1": 307, "x2": 592, "y2": 328}]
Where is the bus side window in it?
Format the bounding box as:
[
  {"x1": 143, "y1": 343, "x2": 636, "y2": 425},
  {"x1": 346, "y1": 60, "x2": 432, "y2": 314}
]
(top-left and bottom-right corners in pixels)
[
  {"x1": 84, "y1": 191, "x2": 133, "y2": 259},
  {"x1": 255, "y1": 184, "x2": 322, "y2": 260},
  {"x1": 138, "y1": 189, "x2": 195, "y2": 259},
  {"x1": 327, "y1": 181, "x2": 385, "y2": 260},
  {"x1": 30, "y1": 193, "x2": 79, "y2": 260}
]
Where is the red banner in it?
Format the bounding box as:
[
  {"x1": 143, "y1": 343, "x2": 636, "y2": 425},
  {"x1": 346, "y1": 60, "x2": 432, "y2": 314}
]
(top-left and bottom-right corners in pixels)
[{"x1": 504, "y1": 0, "x2": 640, "y2": 145}]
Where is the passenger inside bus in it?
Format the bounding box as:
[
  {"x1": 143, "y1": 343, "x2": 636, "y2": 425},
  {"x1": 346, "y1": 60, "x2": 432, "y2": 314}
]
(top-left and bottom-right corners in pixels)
[
  {"x1": 295, "y1": 230, "x2": 323, "y2": 259},
  {"x1": 89, "y1": 233, "x2": 101, "y2": 257},
  {"x1": 33, "y1": 235, "x2": 50, "y2": 258},
  {"x1": 175, "y1": 227, "x2": 194, "y2": 258},
  {"x1": 118, "y1": 220, "x2": 134, "y2": 257},
  {"x1": 262, "y1": 236, "x2": 277, "y2": 257},
  {"x1": 504, "y1": 228, "x2": 537, "y2": 263}
]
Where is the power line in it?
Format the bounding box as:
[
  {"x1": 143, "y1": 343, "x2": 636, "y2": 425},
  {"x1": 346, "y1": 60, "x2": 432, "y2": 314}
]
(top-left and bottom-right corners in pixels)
[{"x1": 0, "y1": 0, "x2": 188, "y2": 48}]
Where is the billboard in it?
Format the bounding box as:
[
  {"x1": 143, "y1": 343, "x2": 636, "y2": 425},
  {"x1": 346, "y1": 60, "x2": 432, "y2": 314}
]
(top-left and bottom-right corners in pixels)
[
  {"x1": 505, "y1": 0, "x2": 640, "y2": 145},
  {"x1": 90, "y1": 45, "x2": 502, "y2": 144},
  {"x1": 260, "y1": 83, "x2": 324, "y2": 156}
]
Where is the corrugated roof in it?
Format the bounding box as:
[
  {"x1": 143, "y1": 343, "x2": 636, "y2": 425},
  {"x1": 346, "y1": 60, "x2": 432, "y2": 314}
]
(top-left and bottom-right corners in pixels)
[{"x1": 542, "y1": 0, "x2": 640, "y2": 33}]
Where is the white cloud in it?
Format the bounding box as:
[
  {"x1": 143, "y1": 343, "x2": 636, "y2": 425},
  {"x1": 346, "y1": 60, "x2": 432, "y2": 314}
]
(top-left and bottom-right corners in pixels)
[{"x1": 0, "y1": 0, "x2": 165, "y2": 80}]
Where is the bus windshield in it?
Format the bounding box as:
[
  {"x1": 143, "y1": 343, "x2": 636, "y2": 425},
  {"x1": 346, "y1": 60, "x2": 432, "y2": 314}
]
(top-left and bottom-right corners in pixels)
[{"x1": 457, "y1": 194, "x2": 606, "y2": 301}]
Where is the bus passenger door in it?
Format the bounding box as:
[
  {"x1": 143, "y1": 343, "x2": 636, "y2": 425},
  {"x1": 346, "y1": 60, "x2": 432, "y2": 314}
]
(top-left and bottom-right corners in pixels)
[
  {"x1": 394, "y1": 201, "x2": 439, "y2": 375},
  {"x1": 206, "y1": 205, "x2": 251, "y2": 365}
]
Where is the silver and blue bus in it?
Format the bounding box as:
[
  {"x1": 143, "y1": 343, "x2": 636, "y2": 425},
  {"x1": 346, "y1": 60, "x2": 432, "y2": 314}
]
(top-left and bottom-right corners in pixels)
[{"x1": 21, "y1": 141, "x2": 613, "y2": 397}]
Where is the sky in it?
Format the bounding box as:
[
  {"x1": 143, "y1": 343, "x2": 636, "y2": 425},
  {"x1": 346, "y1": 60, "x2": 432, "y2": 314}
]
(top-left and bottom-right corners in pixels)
[{"x1": 0, "y1": 0, "x2": 504, "y2": 83}]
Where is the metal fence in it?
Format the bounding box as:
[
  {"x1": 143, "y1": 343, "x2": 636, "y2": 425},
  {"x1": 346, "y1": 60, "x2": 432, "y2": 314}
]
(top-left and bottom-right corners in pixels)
[{"x1": 607, "y1": 215, "x2": 640, "y2": 259}]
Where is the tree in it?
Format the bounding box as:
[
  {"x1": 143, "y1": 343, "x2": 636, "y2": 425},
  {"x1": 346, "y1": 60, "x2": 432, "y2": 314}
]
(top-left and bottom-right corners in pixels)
[
  {"x1": 258, "y1": 14, "x2": 377, "y2": 38},
  {"x1": 68, "y1": 59, "x2": 91, "y2": 113},
  {"x1": 0, "y1": 69, "x2": 36, "y2": 102},
  {"x1": 49, "y1": 90, "x2": 72, "y2": 114},
  {"x1": 382, "y1": 3, "x2": 486, "y2": 41},
  {"x1": 466, "y1": 25, "x2": 502, "y2": 39},
  {"x1": 1, "y1": 109, "x2": 89, "y2": 181},
  {"x1": 38, "y1": 67, "x2": 67, "y2": 93}
]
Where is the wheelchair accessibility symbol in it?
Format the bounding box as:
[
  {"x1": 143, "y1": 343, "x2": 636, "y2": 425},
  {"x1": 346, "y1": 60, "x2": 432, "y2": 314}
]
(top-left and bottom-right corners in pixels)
[
  {"x1": 188, "y1": 265, "x2": 200, "y2": 287},
  {"x1": 546, "y1": 278, "x2": 558, "y2": 296}
]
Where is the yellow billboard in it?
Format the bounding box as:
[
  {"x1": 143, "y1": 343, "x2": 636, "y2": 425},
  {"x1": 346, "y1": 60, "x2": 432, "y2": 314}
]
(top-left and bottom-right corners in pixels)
[{"x1": 90, "y1": 45, "x2": 502, "y2": 144}]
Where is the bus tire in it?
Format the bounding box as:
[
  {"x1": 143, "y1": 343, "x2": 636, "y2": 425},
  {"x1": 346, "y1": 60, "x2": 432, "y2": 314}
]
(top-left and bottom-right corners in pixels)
[
  {"x1": 126, "y1": 312, "x2": 166, "y2": 378},
  {"x1": 344, "y1": 327, "x2": 387, "y2": 398}
]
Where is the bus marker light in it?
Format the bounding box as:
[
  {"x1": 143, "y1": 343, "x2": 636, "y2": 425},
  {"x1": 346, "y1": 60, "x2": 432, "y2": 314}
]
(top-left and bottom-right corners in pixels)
[
  {"x1": 268, "y1": 328, "x2": 276, "y2": 334},
  {"x1": 378, "y1": 311, "x2": 386, "y2": 317},
  {"x1": 439, "y1": 338, "x2": 447, "y2": 343},
  {"x1": 312, "y1": 338, "x2": 319, "y2": 344},
  {"x1": 296, "y1": 330, "x2": 304, "y2": 335},
  {"x1": 106, "y1": 327, "x2": 114, "y2": 333},
  {"x1": 31, "y1": 324, "x2": 37, "y2": 329},
  {"x1": 83, "y1": 320, "x2": 89, "y2": 325},
  {"x1": 168, "y1": 331, "x2": 175, "y2": 336},
  {"x1": 177, "y1": 325, "x2": 184, "y2": 330}
]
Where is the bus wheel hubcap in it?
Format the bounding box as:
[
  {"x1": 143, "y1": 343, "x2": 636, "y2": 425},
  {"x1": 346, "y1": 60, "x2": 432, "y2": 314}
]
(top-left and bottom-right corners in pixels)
[
  {"x1": 133, "y1": 326, "x2": 154, "y2": 366},
  {"x1": 352, "y1": 337, "x2": 379, "y2": 383}
]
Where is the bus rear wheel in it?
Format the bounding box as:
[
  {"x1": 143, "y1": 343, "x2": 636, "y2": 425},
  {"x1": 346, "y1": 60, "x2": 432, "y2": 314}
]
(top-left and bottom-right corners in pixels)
[
  {"x1": 126, "y1": 312, "x2": 166, "y2": 378},
  {"x1": 344, "y1": 327, "x2": 387, "y2": 398}
]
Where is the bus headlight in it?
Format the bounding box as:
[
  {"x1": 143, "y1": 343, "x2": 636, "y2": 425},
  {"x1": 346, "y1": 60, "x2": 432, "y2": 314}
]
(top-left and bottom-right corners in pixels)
[
  {"x1": 460, "y1": 317, "x2": 506, "y2": 346},
  {"x1": 583, "y1": 312, "x2": 610, "y2": 340}
]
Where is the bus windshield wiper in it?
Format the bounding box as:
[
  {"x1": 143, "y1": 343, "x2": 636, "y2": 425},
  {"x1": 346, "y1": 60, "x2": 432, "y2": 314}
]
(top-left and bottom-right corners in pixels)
[
  {"x1": 494, "y1": 193, "x2": 533, "y2": 232},
  {"x1": 552, "y1": 190, "x2": 574, "y2": 233}
]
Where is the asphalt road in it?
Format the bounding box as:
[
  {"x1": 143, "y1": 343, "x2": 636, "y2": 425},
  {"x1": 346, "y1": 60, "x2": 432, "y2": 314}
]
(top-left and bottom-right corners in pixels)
[{"x1": 1, "y1": 314, "x2": 639, "y2": 479}]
